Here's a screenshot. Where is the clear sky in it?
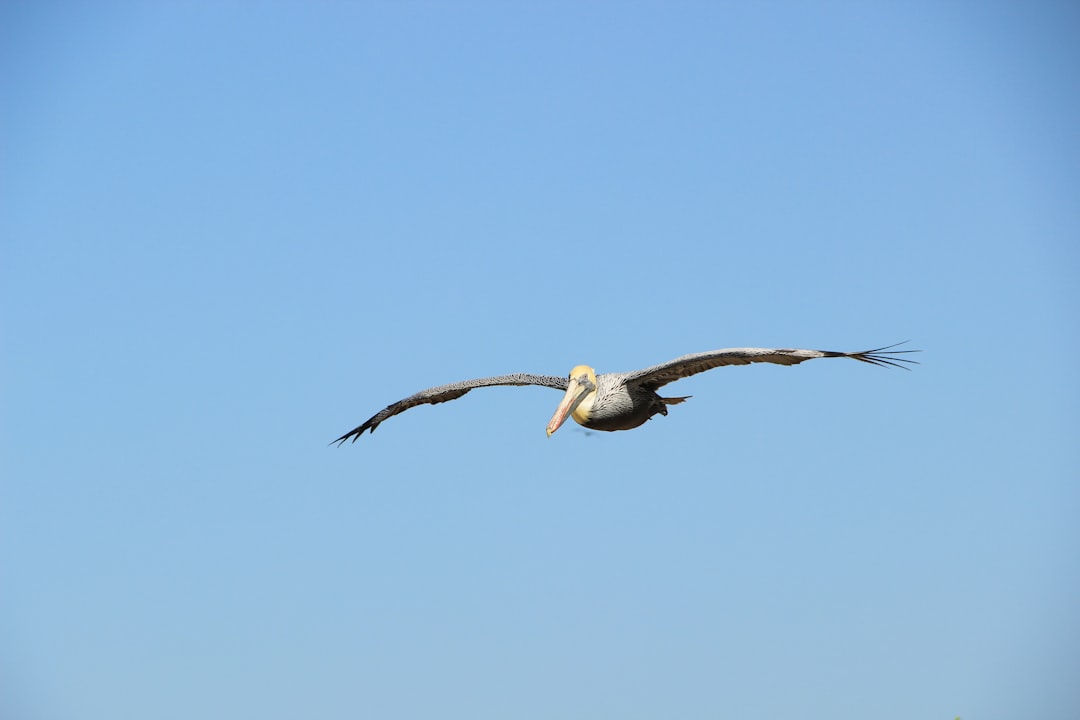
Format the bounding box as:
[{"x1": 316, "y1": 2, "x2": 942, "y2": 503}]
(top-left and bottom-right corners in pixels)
[{"x1": 2, "y1": 2, "x2": 1078, "y2": 719}]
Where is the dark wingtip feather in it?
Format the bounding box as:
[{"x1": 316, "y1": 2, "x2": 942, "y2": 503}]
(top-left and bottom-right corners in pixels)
[
  {"x1": 853, "y1": 341, "x2": 921, "y2": 370},
  {"x1": 330, "y1": 421, "x2": 376, "y2": 447},
  {"x1": 328, "y1": 432, "x2": 354, "y2": 447}
]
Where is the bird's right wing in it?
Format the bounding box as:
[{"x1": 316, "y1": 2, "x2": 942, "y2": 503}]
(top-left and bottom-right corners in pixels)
[{"x1": 332, "y1": 373, "x2": 569, "y2": 444}]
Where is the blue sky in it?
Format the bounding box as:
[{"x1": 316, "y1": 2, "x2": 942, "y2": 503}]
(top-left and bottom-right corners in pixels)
[{"x1": 2, "y1": 2, "x2": 1078, "y2": 718}]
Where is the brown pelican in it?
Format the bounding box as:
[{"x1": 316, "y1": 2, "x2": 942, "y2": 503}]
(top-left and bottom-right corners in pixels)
[{"x1": 333, "y1": 343, "x2": 917, "y2": 445}]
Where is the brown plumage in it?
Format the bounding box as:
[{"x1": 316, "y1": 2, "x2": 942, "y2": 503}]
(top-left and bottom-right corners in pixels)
[{"x1": 332, "y1": 343, "x2": 918, "y2": 445}]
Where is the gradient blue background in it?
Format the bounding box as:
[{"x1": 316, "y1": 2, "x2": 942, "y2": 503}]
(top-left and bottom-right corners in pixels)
[{"x1": 3, "y1": 2, "x2": 1078, "y2": 718}]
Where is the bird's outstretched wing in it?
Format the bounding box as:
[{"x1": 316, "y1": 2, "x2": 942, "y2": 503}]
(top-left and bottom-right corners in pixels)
[
  {"x1": 623, "y1": 342, "x2": 920, "y2": 391},
  {"x1": 332, "y1": 373, "x2": 569, "y2": 445}
]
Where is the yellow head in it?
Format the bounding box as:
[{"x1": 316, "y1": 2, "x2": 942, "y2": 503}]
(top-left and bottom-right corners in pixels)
[{"x1": 545, "y1": 365, "x2": 598, "y2": 436}]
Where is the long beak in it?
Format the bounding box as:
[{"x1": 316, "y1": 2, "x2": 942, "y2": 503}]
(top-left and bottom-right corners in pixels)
[{"x1": 546, "y1": 378, "x2": 589, "y2": 437}]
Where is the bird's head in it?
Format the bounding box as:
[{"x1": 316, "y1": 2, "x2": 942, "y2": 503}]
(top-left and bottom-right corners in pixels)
[{"x1": 546, "y1": 365, "x2": 598, "y2": 436}]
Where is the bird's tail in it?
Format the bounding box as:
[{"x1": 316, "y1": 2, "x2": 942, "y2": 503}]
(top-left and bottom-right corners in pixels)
[{"x1": 661, "y1": 395, "x2": 691, "y2": 405}]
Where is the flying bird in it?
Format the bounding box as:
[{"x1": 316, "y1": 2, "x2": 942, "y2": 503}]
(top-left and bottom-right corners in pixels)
[{"x1": 332, "y1": 343, "x2": 918, "y2": 445}]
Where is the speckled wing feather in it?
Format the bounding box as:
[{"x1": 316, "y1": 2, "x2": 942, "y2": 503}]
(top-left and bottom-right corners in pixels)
[
  {"x1": 333, "y1": 373, "x2": 569, "y2": 444},
  {"x1": 623, "y1": 343, "x2": 919, "y2": 392}
]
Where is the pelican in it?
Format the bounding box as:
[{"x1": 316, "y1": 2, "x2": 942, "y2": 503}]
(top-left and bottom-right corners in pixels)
[{"x1": 332, "y1": 343, "x2": 918, "y2": 445}]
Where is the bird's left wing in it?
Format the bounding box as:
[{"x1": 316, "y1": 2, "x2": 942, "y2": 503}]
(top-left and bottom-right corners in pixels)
[
  {"x1": 623, "y1": 343, "x2": 919, "y2": 392},
  {"x1": 332, "y1": 373, "x2": 569, "y2": 445}
]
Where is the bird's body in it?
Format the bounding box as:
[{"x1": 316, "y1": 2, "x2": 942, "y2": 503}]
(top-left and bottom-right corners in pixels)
[
  {"x1": 333, "y1": 343, "x2": 917, "y2": 445},
  {"x1": 564, "y1": 370, "x2": 689, "y2": 432}
]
